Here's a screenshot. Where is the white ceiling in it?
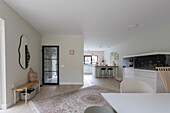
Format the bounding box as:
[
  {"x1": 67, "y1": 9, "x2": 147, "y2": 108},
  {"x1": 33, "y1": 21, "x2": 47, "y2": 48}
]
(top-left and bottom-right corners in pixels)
[{"x1": 4, "y1": 0, "x2": 170, "y2": 50}]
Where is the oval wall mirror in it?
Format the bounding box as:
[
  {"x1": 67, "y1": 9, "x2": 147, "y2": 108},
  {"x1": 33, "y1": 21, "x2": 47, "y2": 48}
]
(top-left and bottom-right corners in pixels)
[{"x1": 18, "y1": 35, "x2": 30, "y2": 69}]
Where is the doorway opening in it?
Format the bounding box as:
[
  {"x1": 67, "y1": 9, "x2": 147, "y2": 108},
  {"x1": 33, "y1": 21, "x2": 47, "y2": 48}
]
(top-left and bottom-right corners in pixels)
[
  {"x1": 42, "y1": 46, "x2": 59, "y2": 85},
  {"x1": 84, "y1": 51, "x2": 104, "y2": 75},
  {"x1": 84, "y1": 55, "x2": 98, "y2": 75}
]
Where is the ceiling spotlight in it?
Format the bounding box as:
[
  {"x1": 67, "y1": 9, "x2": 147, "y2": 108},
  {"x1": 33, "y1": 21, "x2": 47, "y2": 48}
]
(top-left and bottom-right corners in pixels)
[{"x1": 128, "y1": 24, "x2": 140, "y2": 30}]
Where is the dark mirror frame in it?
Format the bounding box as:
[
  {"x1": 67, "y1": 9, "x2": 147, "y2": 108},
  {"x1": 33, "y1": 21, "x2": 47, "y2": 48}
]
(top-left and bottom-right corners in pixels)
[{"x1": 18, "y1": 35, "x2": 30, "y2": 69}]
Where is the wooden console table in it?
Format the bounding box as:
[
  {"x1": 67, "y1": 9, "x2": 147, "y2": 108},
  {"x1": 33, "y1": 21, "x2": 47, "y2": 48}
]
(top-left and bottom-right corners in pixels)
[{"x1": 12, "y1": 80, "x2": 40, "y2": 104}]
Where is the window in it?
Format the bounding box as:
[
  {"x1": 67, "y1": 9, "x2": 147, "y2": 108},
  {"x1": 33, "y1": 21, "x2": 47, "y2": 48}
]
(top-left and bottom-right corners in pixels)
[
  {"x1": 92, "y1": 55, "x2": 98, "y2": 64},
  {"x1": 84, "y1": 55, "x2": 92, "y2": 64},
  {"x1": 84, "y1": 55, "x2": 98, "y2": 64}
]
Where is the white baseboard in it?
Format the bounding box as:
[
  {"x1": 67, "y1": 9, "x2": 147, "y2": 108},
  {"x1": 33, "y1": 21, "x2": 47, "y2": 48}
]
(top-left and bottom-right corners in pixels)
[
  {"x1": 1, "y1": 96, "x2": 20, "y2": 109},
  {"x1": 0, "y1": 103, "x2": 7, "y2": 110},
  {"x1": 60, "y1": 82, "x2": 83, "y2": 85}
]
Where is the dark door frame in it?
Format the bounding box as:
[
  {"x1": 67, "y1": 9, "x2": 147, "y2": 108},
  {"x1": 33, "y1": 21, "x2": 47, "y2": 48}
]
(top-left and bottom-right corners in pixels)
[{"x1": 42, "y1": 46, "x2": 59, "y2": 85}]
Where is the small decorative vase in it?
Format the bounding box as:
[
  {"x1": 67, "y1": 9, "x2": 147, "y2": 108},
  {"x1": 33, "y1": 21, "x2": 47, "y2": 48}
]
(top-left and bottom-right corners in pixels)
[{"x1": 28, "y1": 68, "x2": 38, "y2": 82}]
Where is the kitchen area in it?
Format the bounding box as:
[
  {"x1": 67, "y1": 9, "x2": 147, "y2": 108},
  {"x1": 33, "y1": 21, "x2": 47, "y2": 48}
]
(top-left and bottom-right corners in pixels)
[{"x1": 84, "y1": 51, "x2": 118, "y2": 78}]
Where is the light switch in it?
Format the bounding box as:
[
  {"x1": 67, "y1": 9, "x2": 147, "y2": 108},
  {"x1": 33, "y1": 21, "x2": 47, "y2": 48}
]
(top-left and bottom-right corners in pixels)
[
  {"x1": 12, "y1": 84, "x2": 15, "y2": 89},
  {"x1": 61, "y1": 65, "x2": 64, "y2": 67}
]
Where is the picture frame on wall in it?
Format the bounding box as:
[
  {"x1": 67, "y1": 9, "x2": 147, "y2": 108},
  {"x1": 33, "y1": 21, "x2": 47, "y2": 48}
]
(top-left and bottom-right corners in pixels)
[
  {"x1": 69, "y1": 50, "x2": 74, "y2": 55},
  {"x1": 115, "y1": 54, "x2": 119, "y2": 60}
]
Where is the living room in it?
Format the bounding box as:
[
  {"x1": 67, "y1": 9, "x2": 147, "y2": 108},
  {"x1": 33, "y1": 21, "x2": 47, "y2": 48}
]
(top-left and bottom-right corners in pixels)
[{"x1": 1, "y1": 0, "x2": 170, "y2": 113}]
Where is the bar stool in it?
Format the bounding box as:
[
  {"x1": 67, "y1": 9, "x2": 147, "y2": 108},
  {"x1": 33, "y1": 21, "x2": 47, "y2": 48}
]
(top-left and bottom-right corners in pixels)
[
  {"x1": 107, "y1": 68, "x2": 113, "y2": 77},
  {"x1": 100, "y1": 68, "x2": 106, "y2": 77}
]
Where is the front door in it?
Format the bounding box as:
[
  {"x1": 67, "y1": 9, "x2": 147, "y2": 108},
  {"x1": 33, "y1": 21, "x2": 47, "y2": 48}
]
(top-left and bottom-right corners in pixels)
[{"x1": 42, "y1": 46, "x2": 59, "y2": 85}]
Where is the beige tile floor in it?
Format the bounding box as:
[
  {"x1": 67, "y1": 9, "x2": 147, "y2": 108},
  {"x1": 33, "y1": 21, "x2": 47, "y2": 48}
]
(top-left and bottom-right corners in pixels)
[{"x1": 0, "y1": 75, "x2": 120, "y2": 113}]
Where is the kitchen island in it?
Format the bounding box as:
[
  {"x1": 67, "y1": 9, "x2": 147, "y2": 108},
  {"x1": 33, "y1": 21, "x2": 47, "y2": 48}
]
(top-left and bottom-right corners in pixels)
[{"x1": 92, "y1": 65, "x2": 118, "y2": 77}]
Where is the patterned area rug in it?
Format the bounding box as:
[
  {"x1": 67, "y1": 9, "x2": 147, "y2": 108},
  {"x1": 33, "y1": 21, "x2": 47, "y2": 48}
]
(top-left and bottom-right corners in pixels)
[{"x1": 29, "y1": 86, "x2": 119, "y2": 113}]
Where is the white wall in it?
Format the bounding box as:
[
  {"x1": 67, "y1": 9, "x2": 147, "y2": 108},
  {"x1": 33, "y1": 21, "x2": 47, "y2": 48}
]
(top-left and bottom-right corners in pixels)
[
  {"x1": 0, "y1": 1, "x2": 41, "y2": 109},
  {"x1": 104, "y1": 25, "x2": 170, "y2": 76},
  {"x1": 42, "y1": 35, "x2": 84, "y2": 85}
]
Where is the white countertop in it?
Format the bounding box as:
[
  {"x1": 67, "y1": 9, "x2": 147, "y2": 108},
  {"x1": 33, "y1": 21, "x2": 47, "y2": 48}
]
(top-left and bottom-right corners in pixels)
[
  {"x1": 123, "y1": 52, "x2": 170, "y2": 58},
  {"x1": 94, "y1": 65, "x2": 118, "y2": 67},
  {"x1": 124, "y1": 67, "x2": 157, "y2": 72},
  {"x1": 101, "y1": 93, "x2": 170, "y2": 113}
]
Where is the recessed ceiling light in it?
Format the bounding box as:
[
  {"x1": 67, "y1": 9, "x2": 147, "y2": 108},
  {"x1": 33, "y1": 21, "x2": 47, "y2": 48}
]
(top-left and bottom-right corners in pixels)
[{"x1": 128, "y1": 24, "x2": 140, "y2": 30}]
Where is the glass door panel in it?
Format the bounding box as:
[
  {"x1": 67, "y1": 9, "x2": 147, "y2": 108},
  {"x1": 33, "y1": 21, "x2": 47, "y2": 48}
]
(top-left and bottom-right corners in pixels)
[
  {"x1": 42, "y1": 46, "x2": 59, "y2": 85},
  {"x1": 44, "y1": 60, "x2": 58, "y2": 71},
  {"x1": 44, "y1": 47, "x2": 58, "y2": 59},
  {"x1": 44, "y1": 72, "x2": 58, "y2": 83}
]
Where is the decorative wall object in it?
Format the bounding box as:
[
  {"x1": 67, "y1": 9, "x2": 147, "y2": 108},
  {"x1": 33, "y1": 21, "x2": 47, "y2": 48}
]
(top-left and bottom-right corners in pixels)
[
  {"x1": 69, "y1": 50, "x2": 74, "y2": 55},
  {"x1": 28, "y1": 68, "x2": 38, "y2": 82},
  {"x1": 110, "y1": 52, "x2": 119, "y2": 61},
  {"x1": 18, "y1": 35, "x2": 30, "y2": 69},
  {"x1": 115, "y1": 53, "x2": 119, "y2": 60}
]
